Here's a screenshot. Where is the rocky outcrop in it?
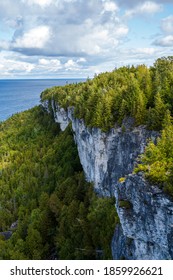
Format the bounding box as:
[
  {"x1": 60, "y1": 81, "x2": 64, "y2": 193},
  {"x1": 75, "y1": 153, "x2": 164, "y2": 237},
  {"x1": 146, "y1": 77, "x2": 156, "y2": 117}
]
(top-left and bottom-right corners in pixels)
[
  {"x1": 42, "y1": 99, "x2": 173, "y2": 260},
  {"x1": 72, "y1": 120, "x2": 158, "y2": 196},
  {"x1": 0, "y1": 221, "x2": 18, "y2": 241},
  {"x1": 113, "y1": 173, "x2": 173, "y2": 259},
  {"x1": 42, "y1": 99, "x2": 158, "y2": 196},
  {"x1": 0, "y1": 231, "x2": 12, "y2": 240},
  {"x1": 111, "y1": 224, "x2": 135, "y2": 260}
]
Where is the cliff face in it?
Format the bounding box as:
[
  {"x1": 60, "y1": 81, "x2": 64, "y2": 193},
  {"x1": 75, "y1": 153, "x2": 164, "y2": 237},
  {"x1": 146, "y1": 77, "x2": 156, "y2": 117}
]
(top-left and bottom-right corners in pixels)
[
  {"x1": 113, "y1": 174, "x2": 173, "y2": 260},
  {"x1": 42, "y1": 99, "x2": 173, "y2": 260},
  {"x1": 43, "y1": 99, "x2": 157, "y2": 196}
]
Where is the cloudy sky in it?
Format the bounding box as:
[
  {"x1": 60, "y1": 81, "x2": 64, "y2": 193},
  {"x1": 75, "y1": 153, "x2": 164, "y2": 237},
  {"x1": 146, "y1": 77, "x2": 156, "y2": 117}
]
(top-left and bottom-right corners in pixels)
[{"x1": 0, "y1": 0, "x2": 173, "y2": 79}]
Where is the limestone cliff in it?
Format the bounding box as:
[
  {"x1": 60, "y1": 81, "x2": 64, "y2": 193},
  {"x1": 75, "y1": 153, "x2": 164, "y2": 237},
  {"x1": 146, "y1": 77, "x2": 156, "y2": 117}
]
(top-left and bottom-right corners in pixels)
[
  {"x1": 42, "y1": 99, "x2": 173, "y2": 260},
  {"x1": 113, "y1": 174, "x2": 173, "y2": 260}
]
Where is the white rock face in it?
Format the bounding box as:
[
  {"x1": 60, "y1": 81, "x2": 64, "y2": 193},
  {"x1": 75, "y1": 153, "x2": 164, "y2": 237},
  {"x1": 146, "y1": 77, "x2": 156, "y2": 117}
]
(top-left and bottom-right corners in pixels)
[
  {"x1": 71, "y1": 118, "x2": 110, "y2": 195},
  {"x1": 72, "y1": 120, "x2": 158, "y2": 196},
  {"x1": 51, "y1": 100, "x2": 70, "y2": 131},
  {"x1": 48, "y1": 100, "x2": 157, "y2": 196},
  {"x1": 42, "y1": 99, "x2": 173, "y2": 259},
  {"x1": 113, "y1": 174, "x2": 173, "y2": 259}
]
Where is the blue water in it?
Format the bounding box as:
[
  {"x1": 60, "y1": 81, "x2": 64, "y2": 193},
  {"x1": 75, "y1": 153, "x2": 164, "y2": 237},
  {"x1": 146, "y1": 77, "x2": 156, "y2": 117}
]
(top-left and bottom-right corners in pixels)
[{"x1": 0, "y1": 79, "x2": 85, "y2": 121}]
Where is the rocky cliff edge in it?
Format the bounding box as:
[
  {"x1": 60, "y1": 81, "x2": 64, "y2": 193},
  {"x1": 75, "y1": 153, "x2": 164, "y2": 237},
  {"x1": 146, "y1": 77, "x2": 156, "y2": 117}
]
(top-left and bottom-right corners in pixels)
[{"x1": 42, "y1": 99, "x2": 173, "y2": 259}]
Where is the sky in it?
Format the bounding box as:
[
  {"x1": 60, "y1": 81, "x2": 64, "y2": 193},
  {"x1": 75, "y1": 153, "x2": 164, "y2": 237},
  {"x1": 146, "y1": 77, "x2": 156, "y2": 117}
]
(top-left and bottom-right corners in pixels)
[{"x1": 0, "y1": 0, "x2": 173, "y2": 79}]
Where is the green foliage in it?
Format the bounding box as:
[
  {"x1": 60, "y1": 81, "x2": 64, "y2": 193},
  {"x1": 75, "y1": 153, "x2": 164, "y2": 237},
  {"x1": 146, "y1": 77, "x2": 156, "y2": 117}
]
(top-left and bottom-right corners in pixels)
[
  {"x1": 147, "y1": 92, "x2": 167, "y2": 130},
  {"x1": 136, "y1": 111, "x2": 173, "y2": 196},
  {"x1": 118, "y1": 200, "x2": 132, "y2": 209},
  {"x1": 41, "y1": 56, "x2": 173, "y2": 132},
  {"x1": 0, "y1": 106, "x2": 118, "y2": 259},
  {"x1": 87, "y1": 196, "x2": 118, "y2": 259}
]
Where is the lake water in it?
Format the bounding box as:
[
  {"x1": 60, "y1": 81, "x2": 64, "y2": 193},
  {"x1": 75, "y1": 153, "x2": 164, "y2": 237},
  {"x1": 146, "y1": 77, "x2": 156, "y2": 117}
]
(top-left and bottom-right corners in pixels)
[{"x1": 0, "y1": 79, "x2": 85, "y2": 121}]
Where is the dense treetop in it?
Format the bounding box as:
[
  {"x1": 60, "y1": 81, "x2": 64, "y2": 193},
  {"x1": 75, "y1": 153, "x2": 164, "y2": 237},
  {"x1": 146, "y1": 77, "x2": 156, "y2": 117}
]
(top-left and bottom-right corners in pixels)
[
  {"x1": 41, "y1": 56, "x2": 173, "y2": 132},
  {"x1": 135, "y1": 112, "x2": 173, "y2": 197}
]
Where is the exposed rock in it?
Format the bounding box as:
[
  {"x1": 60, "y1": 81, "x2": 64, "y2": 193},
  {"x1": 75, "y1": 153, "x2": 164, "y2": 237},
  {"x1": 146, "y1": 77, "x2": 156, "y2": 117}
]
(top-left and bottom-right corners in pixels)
[
  {"x1": 111, "y1": 224, "x2": 136, "y2": 260},
  {"x1": 114, "y1": 173, "x2": 173, "y2": 259},
  {"x1": 71, "y1": 119, "x2": 158, "y2": 196},
  {"x1": 42, "y1": 99, "x2": 173, "y2": 259},
  {"x1": 51, "y1": 100, "x2": 70, "y2": 131},
  {"x1": 10, "y1": 220, "x2": 18, "y2": 230},
  {"x1": 43, "y1": 99, "x2": 158, "y2": 196},
  {"x1": 0, "y1": 231, "x2": 12, "y2": 240},
  {"x1": 0, "y1": 221, "x2": 18, "y2": 241}
]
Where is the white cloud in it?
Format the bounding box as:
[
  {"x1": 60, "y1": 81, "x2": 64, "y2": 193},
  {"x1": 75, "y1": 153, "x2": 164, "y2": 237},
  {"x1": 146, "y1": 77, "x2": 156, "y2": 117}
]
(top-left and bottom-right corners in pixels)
[
  {"x1": 77, "y1": 18, "x2": 128, "y2": 56},
  {"x1": 13, "y1": 26, "x2": 51, "y2": 49},
  {"x1": 130, "y1": 47, "x2": 156, "y2": 55},
  {"x1": 0, "y1": 63, "x2": 5, "y2": 70},
  {"x1": 139, "y1": 1, "x2": 162, "y2": 13},
  {"x1": 115, "y1": 26, "x2": 129, "y2": 36},
  {"x1": 0, "y1": 0, "x2": 172, "y2": 78},
  {"x1": 103, "y1": 1, "x2": 119, "y2": 12},
  {"x1": 161, "y1": 15, "x2": 173, "y2": 33},
  {"x1": 63, "y1": 0, "x2": 77, "y2": 3},
  {"x1": 25, "y1": 63, "x2": 35, "y2": 72},
  {"x1": 37, "y1": 58, "x2": 62, "y2": 73},
  {"x1": 125, "y1": 1, "x2": 162, "y2": 17},
  {"x1": 78, "y1": 28, "x2": 107, "y2": 55},
  {"x1": 39, "y1": 58, "x2": 50, "y2": 65},
  {"x1": 118, "y1": 45, "x2": 173, "y2": 68},
  {"x1": 77, "y1": 58, "x2": 86, "y2": 63},
  {"x1": 65, "y1": 59, "x2": 78, "y2": 70},
  {"x1": 0, "y1": 1, "x2": 129, "y2": 58},
  {"x1": 154, "y1": 35, "x2": 173, "y2": 46},
  {"x1": 22, "y1": 0, "x2": 53, "y2": 8},
  {"x1": 39, "y1": 58, "x2": 61, "y2": 68},
  {"x1": 116, "y1": 0, "x2": 171, "y2": 8},
  {"x1": 0, "y1": 40, "x2": 10, "y2": 50},
  {"x1": 0, "y1": 51, "x2": 35, "y2": 76},
  {"x1": 138, "y1": 48, "x2": 155, "y2": 55},
  {"x1": 9, "y1": 61, "x2": 35, "y2": 73}
]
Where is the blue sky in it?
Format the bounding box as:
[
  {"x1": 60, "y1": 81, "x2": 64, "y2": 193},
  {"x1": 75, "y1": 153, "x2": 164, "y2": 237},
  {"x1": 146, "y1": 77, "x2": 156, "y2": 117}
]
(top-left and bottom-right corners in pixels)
[{"x1": 0, "y1": 0, "x2": 173, "y2": 78}]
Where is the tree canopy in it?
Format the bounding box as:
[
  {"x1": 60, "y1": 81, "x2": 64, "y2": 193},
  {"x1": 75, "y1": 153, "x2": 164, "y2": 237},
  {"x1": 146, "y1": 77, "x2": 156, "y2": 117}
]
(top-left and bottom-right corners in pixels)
[
  {"x1": 0, "y1": 106, "x2": 117, "y2": 260},
  {"x1": 41, "y1": 56, "x2": 173, "y2": 132}
]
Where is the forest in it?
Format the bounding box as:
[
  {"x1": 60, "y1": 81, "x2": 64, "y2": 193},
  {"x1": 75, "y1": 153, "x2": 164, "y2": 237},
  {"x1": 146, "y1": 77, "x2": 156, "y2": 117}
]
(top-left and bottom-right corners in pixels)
[
  {"x1": 0, "y1": 107, "x2": 117, "y2": 259},
  {"x1": 0, "y1": 56, "x2": 173, "y2": 259}
]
